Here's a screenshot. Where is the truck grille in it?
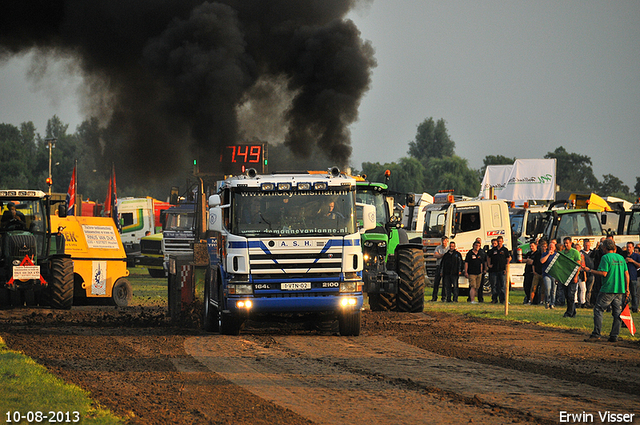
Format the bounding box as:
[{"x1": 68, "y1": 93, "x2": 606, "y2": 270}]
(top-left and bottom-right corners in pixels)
[
  {"x1": 141, "y1": 239, "x2": 162, "y2": 255},
  {"x1": 249, "y1": 251, "x2": 343, "y2": 279}
]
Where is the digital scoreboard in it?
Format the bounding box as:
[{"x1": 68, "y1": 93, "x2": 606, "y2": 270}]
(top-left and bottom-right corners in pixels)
[{"x1": 219, "y1": 143, "x2": 268, "y2": 174}]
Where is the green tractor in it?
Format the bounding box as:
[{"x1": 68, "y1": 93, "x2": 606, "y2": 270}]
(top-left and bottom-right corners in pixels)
[
  {"x1": 356, "y1": 178, "x2": 426, "y2": 312},
  {"x1": 0, "y1": 190, "x2": 73, "y2": 309}
]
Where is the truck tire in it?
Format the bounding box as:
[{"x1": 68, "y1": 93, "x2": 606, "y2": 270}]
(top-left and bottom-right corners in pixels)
[
  {"x1": 218, "y1": 286, "x2": 243, "y2": 335},
  {"x1": 367, "y1": 293, "x2": 396, "y2": 311},
  {"x1": 202, "y1": 268, "x2": 219, "y2": 332},
  {"x1": 148, "y1": 268, "x2": 166, "y2": 278},
  {"x1": 219, "y1": 311, "x2": 243, "y2": 335},
  {"x1": 396, "y1": 247, "x2": 426, "y2": 313},
  {"x1": 112, "y1": 278, "x2": 132, "y2": 307},
  {"x1": 338, "y1": 310, "x2": 361, "y2": 336},
  {"x1": 49, "y1": 257, "x2": 74, "y2": 310}
]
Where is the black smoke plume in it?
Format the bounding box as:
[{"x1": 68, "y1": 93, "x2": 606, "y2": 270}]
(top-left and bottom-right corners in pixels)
[{"x1": 0, "y1": 0, "x2": 375, "y2": 179}]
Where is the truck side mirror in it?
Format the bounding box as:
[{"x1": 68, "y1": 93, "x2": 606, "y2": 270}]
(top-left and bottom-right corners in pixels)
[
  {"x1": 208, "y1": 207, "x2": 223, "y2": 232},
  {"x1": 209, "y1": 194, "x2": 221, "y2": 208},
  {"x1": 358, "y1": 203, "x2": 376, "y2": 232},
  {"x1": 58, "y1": 203, "x2": 67, "y2": 218}
]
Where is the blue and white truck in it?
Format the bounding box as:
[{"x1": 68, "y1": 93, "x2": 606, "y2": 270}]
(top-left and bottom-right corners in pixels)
[{"x1": 203, "y1": 168, "x2": 375, "y2": 335}]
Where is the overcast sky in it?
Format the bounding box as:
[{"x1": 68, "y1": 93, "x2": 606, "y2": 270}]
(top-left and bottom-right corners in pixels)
[{"x1": 1, "y1": 1, "x2": 639, "y2": 188}]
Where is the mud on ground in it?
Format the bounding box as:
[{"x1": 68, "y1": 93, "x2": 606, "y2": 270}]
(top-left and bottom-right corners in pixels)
[{"x1": 1, "y1": 306, "x2": 639, "y2": 424}]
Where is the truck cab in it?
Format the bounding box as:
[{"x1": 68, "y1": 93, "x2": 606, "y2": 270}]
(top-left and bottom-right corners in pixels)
[
  {"x1": 422, "y1": 194, "x2": 512, "y2": 289},
  {"x1": 203, "y1": 169, "x2": 375, "y2": 335}
]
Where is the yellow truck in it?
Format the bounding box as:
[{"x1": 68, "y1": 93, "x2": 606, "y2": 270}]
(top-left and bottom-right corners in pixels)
[{"x1": 51, "y1": 215, "x2": 132, "y2": 306}]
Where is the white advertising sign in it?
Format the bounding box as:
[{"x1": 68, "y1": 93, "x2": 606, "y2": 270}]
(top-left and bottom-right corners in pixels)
[
  {"x1": 479, "y1": 164, "x2": 513, "y2": 199},
  {"x1": 82, "y1": 225, "x2": 120, "y2": 249},
  {"x1": 13, "y1": 266, "x2": 41, "y2": 280},
  {"x1": 480, "y1": 159, "x2": 556, "y2": 201}
]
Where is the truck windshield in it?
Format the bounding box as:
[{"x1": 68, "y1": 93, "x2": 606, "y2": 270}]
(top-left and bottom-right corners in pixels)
[
  {"x1": 232, "y1": 190, "x2": 356, "y2": 237},
  {"x1": 423, "y1": 206, "x2": 447, "y2": 238},
  {"x1": 165, "y1": 212, "x2": 195, "y2": 231},
  {"x1": 556, "y1": 211, "x2": 605, "y2": 238},
  {"x1": 356, "y1": 188, "x2": 388, "y2": 225},
  {"x1": 629, "y1": 210, "x2": 640, "y2": 236}
]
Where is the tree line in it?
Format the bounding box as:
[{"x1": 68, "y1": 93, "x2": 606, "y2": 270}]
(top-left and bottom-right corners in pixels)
[
  {"x1": 1, "y1": 115, "x2": 639, "y2": 203},
  {"x1": 360, "y1": 117, "x2": 640, "y2": 201}
]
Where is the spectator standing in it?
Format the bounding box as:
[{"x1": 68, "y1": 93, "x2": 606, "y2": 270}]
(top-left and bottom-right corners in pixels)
[
  {"x1": 524, "y1": 241, "x2": 542, "y2": 305},
  {"x1": 430, "y1": 237, "x2": 449, "y2": 302},
  {"x1": 581, "y1": 239, "x2": 595, "y2": 308},
  {"x1": 574, "y1": 242, "x2": 587, "y2": 308},
  {"x1": 561, "y1": 237, "x2": 582, "y2": 318},
  {"x1": 540, "y1": 239, "x2": 557, "y2": 309},
  {"x1": 522, "y1": 242, "x2": 536, "y2": 304},
  {"x1": 623, "y1": 241, "x2": 640, "y2": 313},
  {"x1": 487, "y1": 236, "x2": 511, "y2": 304},
  {"x1": 464, "y1": 241, "x2": 484, "y2": 304},
  {"x1": 476, "y1": 237, "x2": 486, "y2": 303},
  {"x1": 584, "y1": 239, "x2": 630, "y2": 342},
  {"x1": 441, "y1": 241, "x2": 463, "y2": 302}
]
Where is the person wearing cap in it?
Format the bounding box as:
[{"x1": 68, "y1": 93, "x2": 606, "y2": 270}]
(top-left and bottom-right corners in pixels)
[{"x1": 1, "y1": 202, "x2": 26, "y2": 228}]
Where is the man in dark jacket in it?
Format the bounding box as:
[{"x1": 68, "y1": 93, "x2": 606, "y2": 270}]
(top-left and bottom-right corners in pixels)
[{"x1": 441, "y1": 241, "x2": 463, "y2": 302}]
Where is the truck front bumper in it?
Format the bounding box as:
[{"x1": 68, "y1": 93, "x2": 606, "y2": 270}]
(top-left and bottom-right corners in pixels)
[{"x1": 226, "y1": 293, "x2": 363, "y2": 314}]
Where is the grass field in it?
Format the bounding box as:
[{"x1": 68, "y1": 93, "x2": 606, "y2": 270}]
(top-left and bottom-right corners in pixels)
[{"x1": 0, "y1": 338, "x2": 122, "y2": 424}]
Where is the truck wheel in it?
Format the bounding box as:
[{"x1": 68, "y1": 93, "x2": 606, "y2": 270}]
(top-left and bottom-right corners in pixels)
[
  {"x1": 148, "y1": 268, "x2": 166, "y2": 278},
  {"x1": 338, "y1": 310, "x2": 361, "y2": 336},
  {"x1": 202, "y1": 268, "x2": 219, "y2": 332},
  {"x1": 219, "y1": 311, "x2": 243, "y2": 335},
  {"x1": 50, "y1": 257, "x2": 74, "y2": 310},
  {"x1": 112, "y1": 278, "x2": 132, "y2": 307},
  {"x1": 218, "y1": 286, "x2": 243, "y2": 335},
  {"x1": 367, "y1": 293, "x2": 396, "y2": 311},
  {"x1": 396, "y1": 247, "x2": 426, "y2": 313}
]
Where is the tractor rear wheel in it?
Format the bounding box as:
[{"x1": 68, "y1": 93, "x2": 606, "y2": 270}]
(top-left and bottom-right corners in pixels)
[
  {"x1": 367, "y1": 292, "x2": 396, "y2": 311},
  {"x1": 396, "y1": 247, "x2": 426, "y2": 312},
  {"x1": 50, "y1": 257, "x2": 74, "y2": 310}
]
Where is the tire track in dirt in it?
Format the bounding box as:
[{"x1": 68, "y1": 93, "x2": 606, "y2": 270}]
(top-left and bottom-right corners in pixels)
[{"x1": 189, "y1": 334, "x2": 592, "y2": 425}]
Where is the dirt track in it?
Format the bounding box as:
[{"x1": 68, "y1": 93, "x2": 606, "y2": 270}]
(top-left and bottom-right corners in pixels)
[{"x1": 2, "y1": 306, "x2": 639, "y2": 424}]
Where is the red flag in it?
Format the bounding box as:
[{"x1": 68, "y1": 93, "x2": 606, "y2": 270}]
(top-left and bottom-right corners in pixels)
[
  {"x1": 620, "y1": 304, "x2": 636, "y2": 336},
  {"x1": 104, "y1": 173, "x2": 112, "y2": 217},
  {"x1": 66, "y1": 164, "x2": 77, "y2": 215}
]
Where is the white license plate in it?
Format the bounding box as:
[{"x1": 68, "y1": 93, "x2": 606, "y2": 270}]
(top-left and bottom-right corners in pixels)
[{"x1": 281, "y1": 282, "x2": 311, "y2": 290}]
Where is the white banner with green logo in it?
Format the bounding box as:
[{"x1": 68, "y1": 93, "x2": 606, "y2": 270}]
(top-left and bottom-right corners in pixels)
[{"x1": 480, "y1": 159, "x2": 556, "y2": 201}]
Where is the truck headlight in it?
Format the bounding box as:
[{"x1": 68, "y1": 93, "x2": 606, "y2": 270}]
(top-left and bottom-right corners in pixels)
[
  {"x1": 340, "y1": 281, "x2": 359, "y2": 292},
  {"x1": 229, "y1": 284, "x2": 253, "y2": 295}
]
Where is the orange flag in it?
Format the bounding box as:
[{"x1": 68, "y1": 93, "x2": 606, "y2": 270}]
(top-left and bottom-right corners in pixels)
[{"x1": 620, "y1": 303, "x2": 636, "y2": 336}]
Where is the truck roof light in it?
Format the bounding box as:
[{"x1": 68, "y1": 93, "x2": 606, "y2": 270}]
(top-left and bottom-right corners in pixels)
[
  {"x1": 297, "y1": 182, "x2": 311, "y2": 191},
  {"x1": 314, "y1": 182, "x2": 328, "y2": 191},
  {"x1": 261, "y1": 183, "x2": 275, "y2": 191},
  {"x1": 277, "y1": 182, "x2": 292, "y2": 191}
]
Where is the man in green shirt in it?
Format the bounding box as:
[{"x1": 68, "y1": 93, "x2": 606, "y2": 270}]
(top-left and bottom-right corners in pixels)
[
  {"x1": 561, "y1": 237, "x2": 582, "y2": 318},
  {"x1": 584, "y1": 238, "x2": 630, "y2": 342}
]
